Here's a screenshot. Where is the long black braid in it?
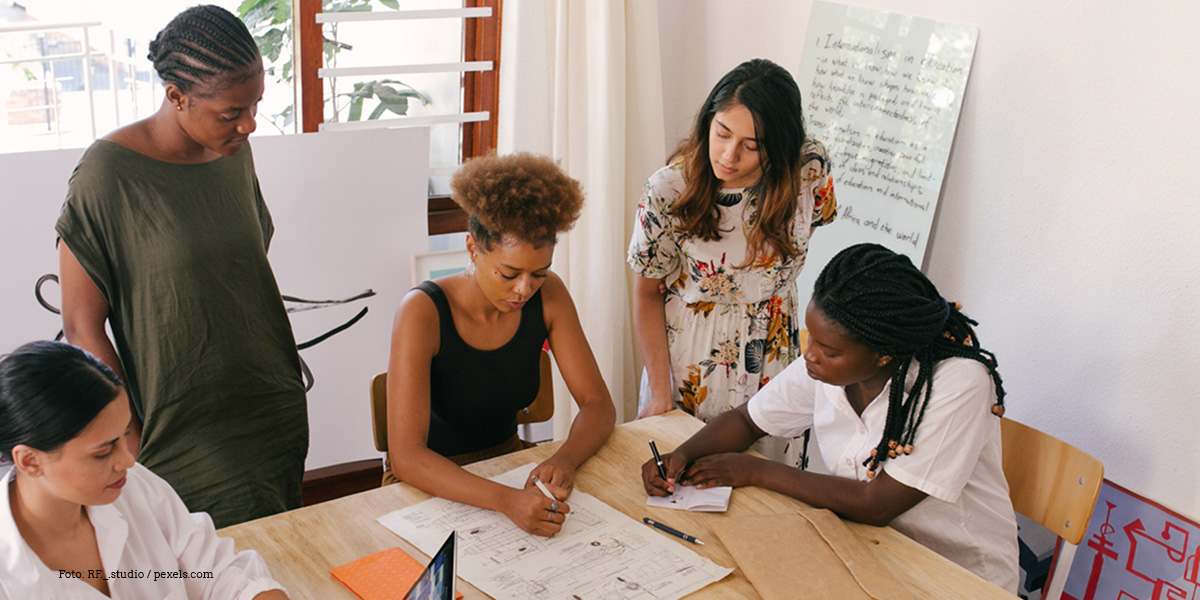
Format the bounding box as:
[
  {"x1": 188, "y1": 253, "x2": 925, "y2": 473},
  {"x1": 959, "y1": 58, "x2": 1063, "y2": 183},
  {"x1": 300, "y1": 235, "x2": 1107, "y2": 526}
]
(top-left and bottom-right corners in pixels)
[
  {"x1": 812, "y1": 243, "x2": 1005, "y2": 478},
  {"x1": 147, "y1": 5, "x2": 261, "y2": 95}
]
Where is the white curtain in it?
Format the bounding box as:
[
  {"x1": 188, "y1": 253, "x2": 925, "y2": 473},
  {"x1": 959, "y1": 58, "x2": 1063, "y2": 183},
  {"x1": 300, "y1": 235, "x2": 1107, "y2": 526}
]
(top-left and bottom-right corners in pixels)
[{"x1": 498, "y1": 0, "x2": 666, "y2": 433}]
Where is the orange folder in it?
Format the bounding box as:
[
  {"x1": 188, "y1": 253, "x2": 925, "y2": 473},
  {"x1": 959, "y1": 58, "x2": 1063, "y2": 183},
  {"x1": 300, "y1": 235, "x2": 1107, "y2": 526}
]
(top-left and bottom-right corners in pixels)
[{"x1": 331, "y1": 547, "x2": 463, "y2": 600}]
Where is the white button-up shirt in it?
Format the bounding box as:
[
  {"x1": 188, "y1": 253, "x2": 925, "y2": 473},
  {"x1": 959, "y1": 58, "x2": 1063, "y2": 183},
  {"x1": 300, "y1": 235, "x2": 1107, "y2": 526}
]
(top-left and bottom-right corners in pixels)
[
  {"x1": 748, "y1": 357, "x2": 1019, "y2": 592},
  {"x1": 1, "y1": 463, "x2": 284, "y2": 599}
]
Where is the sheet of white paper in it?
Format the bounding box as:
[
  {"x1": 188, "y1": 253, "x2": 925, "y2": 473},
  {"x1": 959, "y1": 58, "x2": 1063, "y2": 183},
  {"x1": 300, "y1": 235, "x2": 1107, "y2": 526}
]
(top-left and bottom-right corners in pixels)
[
  {"x1": 378, "y1": 464, "x2": 732, "y2": 600},
  {"x1": 646, "y1": 485, "x2": 732, "y2": 512}
]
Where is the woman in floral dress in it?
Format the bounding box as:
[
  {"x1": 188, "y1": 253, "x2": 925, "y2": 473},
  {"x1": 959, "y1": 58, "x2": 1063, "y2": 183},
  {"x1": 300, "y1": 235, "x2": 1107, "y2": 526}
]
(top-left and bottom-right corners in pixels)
[{"x1": 628, "y1": 58, "x2": 837, "y2": 465}]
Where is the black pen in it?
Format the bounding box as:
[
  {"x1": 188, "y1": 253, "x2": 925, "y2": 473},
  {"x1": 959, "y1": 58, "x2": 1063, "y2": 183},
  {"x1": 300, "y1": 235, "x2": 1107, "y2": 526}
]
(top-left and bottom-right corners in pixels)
[
  {"x1": 648, "y1": 438, "x2": 668, "y2": 482},
  {"x1": 642, "y1": 517, "x2": 705, "y2": 545}
]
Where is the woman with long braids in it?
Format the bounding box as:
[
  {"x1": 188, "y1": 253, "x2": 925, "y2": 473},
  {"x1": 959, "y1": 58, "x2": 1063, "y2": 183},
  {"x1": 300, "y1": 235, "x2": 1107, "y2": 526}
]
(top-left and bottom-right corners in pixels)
[
  {"x1": 641, "y1": 243, "x2": 1018, "y2": 591},
  {"x1": 56, "y1": 5, "x2": 306, "y2": 527},
  {"x1": 628, "y1": 59, "x2": 836, "y2": 466}
]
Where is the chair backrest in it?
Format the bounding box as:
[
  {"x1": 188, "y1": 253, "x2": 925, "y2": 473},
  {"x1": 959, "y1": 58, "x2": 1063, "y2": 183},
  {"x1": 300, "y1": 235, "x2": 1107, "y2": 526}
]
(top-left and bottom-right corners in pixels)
[
  {"x1": 370, "y1": 371, "x2": 389, "y2": 452},
  {"x1": 370, "y1": 350, "x2": 556, "y2": 453},
  {"x1": 518, "y1": 349, "x2": 555, "y2": 425},
  {"x1": 1000, "y1": 418, "x2": 1103, "y2": 545}
]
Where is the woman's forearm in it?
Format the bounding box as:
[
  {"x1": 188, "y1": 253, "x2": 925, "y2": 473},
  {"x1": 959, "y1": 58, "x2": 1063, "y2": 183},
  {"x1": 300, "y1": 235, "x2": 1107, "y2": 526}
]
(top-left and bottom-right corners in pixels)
[
  {"x1": 632, "y1": 276, "x2": 673, "y2": 413},
  {"x1": 674, "y1": 404, "x2": 763, "y2": 462},
  {"x1": 391, "y1": 443, "x2": 519, "y2": 512},
  {"x1": 547, "y1": 395, "x2": 615, "y2": 470},
  {"x1": 751, "y1": 463, "x2": 925, "y2": 527}
]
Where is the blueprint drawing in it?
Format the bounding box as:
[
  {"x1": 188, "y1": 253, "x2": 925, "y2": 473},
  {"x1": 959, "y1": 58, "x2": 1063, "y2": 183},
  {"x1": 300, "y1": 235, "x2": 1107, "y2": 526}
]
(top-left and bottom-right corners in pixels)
[{"x1": 377, "y1": 464, "x2": 732, "y2": 600}]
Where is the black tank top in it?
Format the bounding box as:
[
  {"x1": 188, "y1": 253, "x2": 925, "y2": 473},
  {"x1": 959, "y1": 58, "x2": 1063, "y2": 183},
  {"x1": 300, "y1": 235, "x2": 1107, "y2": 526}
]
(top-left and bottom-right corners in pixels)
[{"x1": 418, "y1": 280, "x2": 548, "y2": 456}]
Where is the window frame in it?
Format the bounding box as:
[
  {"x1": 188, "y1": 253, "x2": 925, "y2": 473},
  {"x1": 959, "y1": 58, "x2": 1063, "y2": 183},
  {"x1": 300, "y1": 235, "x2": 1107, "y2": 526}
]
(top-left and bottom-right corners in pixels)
[{"x1": 294, "y1": 0, "x2": 501, "y2": 234}]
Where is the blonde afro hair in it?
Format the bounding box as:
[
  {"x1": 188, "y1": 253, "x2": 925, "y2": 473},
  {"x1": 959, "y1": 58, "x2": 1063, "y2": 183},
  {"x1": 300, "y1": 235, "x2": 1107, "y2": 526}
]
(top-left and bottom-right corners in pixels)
[{"x1": 451, "y1": 152, "x2": 584, "y2": 250}]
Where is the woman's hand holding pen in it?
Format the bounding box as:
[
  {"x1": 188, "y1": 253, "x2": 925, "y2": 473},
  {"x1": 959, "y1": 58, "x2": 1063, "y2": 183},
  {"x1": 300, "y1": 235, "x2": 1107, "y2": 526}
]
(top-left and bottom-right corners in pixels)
[
  {"x1": 642, "y1": 450, "x2": 690, "y2": 496},
  {"x1": 502, "y1": 486, "x2": 571, "y2": 537},
  {"x1": 528, "y1": 457, "x2": 575, "y2": 496},
  {"x1": 683, "y1": 452, "x2": 762, "y2": 489}
]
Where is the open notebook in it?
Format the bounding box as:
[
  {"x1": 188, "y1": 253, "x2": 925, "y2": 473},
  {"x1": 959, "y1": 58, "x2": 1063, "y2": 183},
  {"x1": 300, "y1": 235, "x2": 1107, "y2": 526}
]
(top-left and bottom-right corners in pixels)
[{"x1": 647, "y1": 484, "x2": 732, "y2": 512}]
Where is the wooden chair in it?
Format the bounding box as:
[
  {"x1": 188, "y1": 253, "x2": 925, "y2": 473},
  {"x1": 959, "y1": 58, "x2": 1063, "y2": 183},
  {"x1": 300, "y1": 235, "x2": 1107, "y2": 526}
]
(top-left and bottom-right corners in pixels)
[
  {"x1": 370, "y1": 349, "x2": 555, "y2": 453},
  {"x1": 1001, "y1": 418, "x2": 1104, "y2": 600}
]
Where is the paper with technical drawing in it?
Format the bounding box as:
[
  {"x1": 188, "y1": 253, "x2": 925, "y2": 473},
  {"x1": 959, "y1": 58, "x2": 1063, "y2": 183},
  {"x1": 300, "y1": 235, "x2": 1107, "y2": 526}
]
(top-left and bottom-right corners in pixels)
[
  {"x1": 647, "y1": 484, "x2": 732, "y2": 512},
  {"x1": 377, "y1": 464, "x2": 732, "y2": 600}
]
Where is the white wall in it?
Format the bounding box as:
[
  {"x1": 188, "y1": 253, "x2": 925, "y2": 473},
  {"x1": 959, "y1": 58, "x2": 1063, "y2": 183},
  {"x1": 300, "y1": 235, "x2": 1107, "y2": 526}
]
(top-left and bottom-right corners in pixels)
[
  {"x1": 656, "y1": 0, "x2": 1200, "y2": 519},
  {"x1": 0, "y1": 130, "x2": 430, "y2": 472}
]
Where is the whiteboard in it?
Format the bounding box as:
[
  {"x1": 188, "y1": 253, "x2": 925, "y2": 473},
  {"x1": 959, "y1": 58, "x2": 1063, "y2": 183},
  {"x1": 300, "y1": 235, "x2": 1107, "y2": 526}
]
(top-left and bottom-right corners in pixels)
[
  {"x1": 794, "y1": 1, "x2": 979, "y2": 304},
  {"x1": 0, "y1": 128, "x2": 430, "y2": 470}
]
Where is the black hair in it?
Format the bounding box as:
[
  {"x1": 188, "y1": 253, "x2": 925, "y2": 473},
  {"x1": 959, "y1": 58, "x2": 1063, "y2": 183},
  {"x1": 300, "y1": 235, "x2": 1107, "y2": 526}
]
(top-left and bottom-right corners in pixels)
[
  {"x1": 0, "y1": 341, "x2": 124, "y2": 463},
  {"x1": 147, "y1": 4, "x2": 262, "y2": 96},
  {"x1": 670, "y1": 58, "x2": 809, "y2": 268},
  {"x1": 811, "y1": 243, "x2": 1005, "y2": 477}
]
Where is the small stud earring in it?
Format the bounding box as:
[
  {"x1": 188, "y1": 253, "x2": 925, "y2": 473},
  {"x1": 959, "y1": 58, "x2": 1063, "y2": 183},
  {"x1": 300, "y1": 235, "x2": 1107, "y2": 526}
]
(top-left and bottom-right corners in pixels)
[{"x1": 176, "y1": 104, "x2": 182, "y2": 111}]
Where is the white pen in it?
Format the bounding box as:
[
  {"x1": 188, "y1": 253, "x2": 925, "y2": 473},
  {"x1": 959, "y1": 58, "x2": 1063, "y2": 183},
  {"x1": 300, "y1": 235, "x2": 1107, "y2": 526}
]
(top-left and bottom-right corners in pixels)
[{"x1": 530, "y1": 475, "x2": 561, "y2": 513}]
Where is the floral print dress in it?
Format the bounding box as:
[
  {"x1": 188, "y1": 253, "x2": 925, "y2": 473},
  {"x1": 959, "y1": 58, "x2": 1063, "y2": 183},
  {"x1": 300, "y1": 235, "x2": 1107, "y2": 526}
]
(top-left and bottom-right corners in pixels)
[{"x1": 628, "y1": 139, "x2": 837, "y2": 466}]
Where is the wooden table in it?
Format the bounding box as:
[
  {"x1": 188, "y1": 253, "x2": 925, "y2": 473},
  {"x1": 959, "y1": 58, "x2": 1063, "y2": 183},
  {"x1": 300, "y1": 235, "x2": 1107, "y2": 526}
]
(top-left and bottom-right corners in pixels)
[{"x1": 220, "y1": 411, "x2": 1017, "y2": 599}]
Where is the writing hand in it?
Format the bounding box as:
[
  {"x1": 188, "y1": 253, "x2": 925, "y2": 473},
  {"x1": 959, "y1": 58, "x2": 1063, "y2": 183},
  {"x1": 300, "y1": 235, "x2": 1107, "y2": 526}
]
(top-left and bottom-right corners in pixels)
[
  {"x1": 528, "y1": 458, "x2": 574, "y2": 497},
  {"x1": 681, "y1": 453, "x2": 762, "y2": 489},
  {"x1": 641, "y1": 450, "x2": 689, "y2": 496},
  {"x1": 502, "y1": 486, "x2": 572, "y2": 537}
]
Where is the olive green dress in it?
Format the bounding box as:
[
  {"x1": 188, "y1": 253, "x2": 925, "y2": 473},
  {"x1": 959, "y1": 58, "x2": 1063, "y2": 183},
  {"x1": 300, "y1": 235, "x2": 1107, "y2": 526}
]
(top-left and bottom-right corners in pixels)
[{"x1": 56, "y1": 140, "x2": 308, "y2": 528}]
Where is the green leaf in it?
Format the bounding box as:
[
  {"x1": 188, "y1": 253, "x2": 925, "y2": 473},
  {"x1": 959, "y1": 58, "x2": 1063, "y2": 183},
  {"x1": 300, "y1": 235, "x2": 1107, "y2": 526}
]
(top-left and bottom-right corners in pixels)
[
  {"x1": 325, "y1": 0, "x2": 372, "y2": 13},
  {"x1": 374, "y1": 85, "x2": 411, "y2": 104},
  {"x1": 372, "y1": 80, "x2": 432, "y2": 105},
  {"x1": 337, "y1": 81, "x2": 373, "y2": 102},
  {"x1": 237, "y1": 0, "x2": 267, "y2": 18},
  {"x1": 256, "y1": 28, "x2": 285, "y2": 62},
  {"x1": 239, "y1": 0, "x2": 289, "y2": 30},
  {"x1": 348, "y1": 96, "x2": 364, "y2": 121},
  {"x1": 378, "y1": 0, "x2": 399, "y2": 8},
  {"x1": 269, "y1": 2, "x2": 292, "y2": 25},
  {"x1": 380, "y1": 98, "x2": 410, "y2": 116}
]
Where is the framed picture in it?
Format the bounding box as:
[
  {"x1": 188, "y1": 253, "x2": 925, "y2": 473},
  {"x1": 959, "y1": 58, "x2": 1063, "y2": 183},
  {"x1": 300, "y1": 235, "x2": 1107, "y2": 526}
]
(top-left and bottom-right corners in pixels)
[{"x1": 411, "y1": 249, "x2": 470, "y2": 286}]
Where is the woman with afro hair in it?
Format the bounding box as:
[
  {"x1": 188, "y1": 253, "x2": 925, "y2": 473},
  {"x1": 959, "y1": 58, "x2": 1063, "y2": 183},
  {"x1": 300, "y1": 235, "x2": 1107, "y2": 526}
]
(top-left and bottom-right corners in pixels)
[{"x1": 385, "y1": 152, "x2": 615, "y2": 537}]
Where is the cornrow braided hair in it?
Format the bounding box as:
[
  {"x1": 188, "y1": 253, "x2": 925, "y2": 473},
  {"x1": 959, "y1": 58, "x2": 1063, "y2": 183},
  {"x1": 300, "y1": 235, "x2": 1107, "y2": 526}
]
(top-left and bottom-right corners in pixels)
[
  {"x1": 147, "y1": 5, "x2": 261, "y2": 95},
  {"x1": 812, "y1": 243, "x2": 1005, "y2": 478}
]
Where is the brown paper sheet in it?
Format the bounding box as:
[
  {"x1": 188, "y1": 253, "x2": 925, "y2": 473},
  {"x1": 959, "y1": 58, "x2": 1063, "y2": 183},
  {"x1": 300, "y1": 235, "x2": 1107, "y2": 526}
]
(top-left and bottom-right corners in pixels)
[{"x1": 710, "y1": 508, "x2": 915, "y2": 600}]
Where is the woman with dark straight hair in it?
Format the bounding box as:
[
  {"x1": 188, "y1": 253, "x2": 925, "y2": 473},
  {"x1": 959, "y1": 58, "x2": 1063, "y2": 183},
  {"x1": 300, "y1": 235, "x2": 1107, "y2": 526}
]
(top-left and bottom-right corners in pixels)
[
  {"x1": 56, "y1": 5, "x2": 306, "y2": 528},
  {"x1": 629, "y1": 58, "x2": 837, "y2": 466},
  {"x1": 0, "y1": 340, "x2": 288, "y2": 599}
]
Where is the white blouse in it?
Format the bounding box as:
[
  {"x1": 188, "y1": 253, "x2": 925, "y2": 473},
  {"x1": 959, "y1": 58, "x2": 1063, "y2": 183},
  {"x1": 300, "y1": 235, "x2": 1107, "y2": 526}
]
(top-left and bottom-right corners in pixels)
[
  {"x1": 747, "y1": 357, "x2": 1019, "y2": 592},
  {"x1": 0, "y1": 463, "x2": 284, "y2": 599}
]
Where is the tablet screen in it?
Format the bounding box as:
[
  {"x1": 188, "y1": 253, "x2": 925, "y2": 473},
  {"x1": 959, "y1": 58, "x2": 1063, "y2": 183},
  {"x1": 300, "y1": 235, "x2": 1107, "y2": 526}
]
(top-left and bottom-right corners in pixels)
[{"x1": 403, "y1": 531, "x2": 456, "y2": 600}]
